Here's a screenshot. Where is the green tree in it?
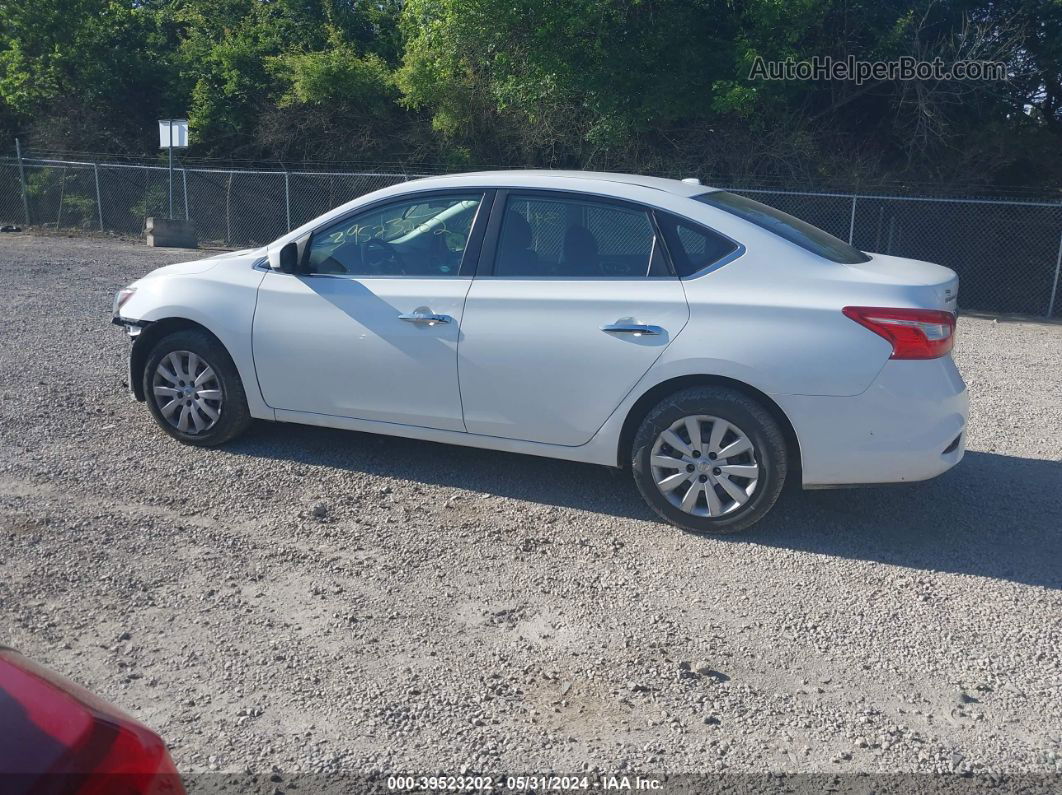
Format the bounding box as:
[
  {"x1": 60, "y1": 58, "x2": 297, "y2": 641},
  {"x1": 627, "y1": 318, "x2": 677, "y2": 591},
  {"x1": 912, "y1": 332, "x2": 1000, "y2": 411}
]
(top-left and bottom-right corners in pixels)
[
  {"x1": 0, "y1": 0, "x2": 1059, "y2": 190},
  {"x1": 0, "y1": 0, "x2": 179, "y2": 151},
  {"x1": 397, "y1": 0, "x2": 739, "y2": 166},
  {"x1": 176, "y1": 0, "x2": 404, "y2": 159}
]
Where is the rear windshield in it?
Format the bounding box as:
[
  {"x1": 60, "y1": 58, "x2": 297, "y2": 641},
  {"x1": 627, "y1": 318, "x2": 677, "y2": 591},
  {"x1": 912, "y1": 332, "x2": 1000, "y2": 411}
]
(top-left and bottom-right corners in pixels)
[{"x1": 694, "y1": 191, "x2": 870, "y2": 264}]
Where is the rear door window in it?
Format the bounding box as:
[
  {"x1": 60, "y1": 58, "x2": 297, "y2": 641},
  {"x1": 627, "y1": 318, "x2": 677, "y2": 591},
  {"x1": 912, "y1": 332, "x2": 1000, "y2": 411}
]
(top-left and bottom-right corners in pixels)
[{"x1": 492, "y1": 194, "x2": 668, "y2": 277}]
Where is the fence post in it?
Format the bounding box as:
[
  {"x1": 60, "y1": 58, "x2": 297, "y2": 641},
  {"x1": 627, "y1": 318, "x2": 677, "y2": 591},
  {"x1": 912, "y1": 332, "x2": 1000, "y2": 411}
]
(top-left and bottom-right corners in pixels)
[
  {"x1": 167, "y1": 121, "x2": 174, "y2": 219},
  {"x1": 182, "y1": 168, "x2": 189, "y2": 221},
  {"x1": 141, "y1": 166, "x2": 149, "y2": 235},
  {"x1": 225, "y1": 172, "x2": 233, "y2": 246},
  {"x1": 56, "y1": 166, "x2": 67, "y2": 229},
  {"x1": 93, "y1": 162, "x2": 104, "y2": 231},
  {"x1": 848, "y1": 195, "x2": 857, "y2": 244},
  {"x1": 284, "y1": 170, "x2": 291, "y2": 231},
  {"x1": 15, "y1": 137, "x2": 30, "y2": 225},
  {"x1": 1048, "y1": 230, "x2": 1062, "y2": 319}
]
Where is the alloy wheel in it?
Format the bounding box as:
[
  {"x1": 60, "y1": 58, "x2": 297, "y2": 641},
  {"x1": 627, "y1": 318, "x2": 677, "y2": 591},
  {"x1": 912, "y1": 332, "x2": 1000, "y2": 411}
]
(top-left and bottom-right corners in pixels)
[
  {"x1": 649, "y1": 415, "x2": 760, "y2": 517},
  {"x1": 151, "y1": 350, "x2": 223, "y2": 434}
]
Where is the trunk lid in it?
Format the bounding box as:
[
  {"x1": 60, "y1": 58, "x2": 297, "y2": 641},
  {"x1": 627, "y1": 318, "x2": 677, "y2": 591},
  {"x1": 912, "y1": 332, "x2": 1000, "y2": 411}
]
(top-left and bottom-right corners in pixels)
[{"x1": 845, "y1": 252, "x2": 959, "y2": 312}]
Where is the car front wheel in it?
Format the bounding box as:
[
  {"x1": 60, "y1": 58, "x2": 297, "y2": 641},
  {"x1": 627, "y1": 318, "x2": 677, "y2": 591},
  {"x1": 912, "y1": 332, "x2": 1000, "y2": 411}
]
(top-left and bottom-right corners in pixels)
[
  {"x1": 631, "y1": 386, "x2": 788, "y2": 534},
  {"x1": 142, "y1": 328, "x2": 251, "y2": 447}
]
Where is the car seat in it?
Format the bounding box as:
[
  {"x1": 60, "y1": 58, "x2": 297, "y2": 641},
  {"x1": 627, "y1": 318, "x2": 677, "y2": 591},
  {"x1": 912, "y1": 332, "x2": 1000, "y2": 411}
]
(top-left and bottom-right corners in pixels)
[
  {"x1": 495, "y1": 212, "x2": 539, "y2": 275},
  {"x1": 560, "y1": 225, "x2": 599, "y2": 276}
]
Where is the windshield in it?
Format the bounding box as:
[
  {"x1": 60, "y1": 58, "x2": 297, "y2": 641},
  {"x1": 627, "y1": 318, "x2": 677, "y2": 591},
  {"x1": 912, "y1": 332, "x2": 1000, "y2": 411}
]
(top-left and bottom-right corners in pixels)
[{"x1": 695, "y1": 191, "x2": 870, "y2": 264}]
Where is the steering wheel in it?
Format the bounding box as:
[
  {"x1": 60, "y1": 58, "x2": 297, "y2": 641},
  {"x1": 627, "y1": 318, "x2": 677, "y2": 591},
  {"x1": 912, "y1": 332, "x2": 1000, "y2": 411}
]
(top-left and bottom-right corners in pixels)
[{"x1": 362, "y1": 238, "x2": 405, "y2": 274}]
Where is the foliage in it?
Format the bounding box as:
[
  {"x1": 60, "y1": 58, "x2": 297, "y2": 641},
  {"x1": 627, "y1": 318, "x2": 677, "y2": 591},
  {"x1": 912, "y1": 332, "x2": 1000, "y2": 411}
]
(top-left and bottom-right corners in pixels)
[
  {"x1": 0, "y1": 0, "x2": 1059, "y2": 190},
  {"x1": 0, "y1": 0, "x2": 180, "y2": 152}
]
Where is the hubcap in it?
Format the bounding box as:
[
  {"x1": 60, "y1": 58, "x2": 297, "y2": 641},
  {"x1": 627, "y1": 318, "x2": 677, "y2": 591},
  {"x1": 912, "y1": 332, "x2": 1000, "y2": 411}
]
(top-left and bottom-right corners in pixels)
[
  {"x1": 152, "y1": 350, "x2": 223, "y2": 434},
  {"x1": 650, "y1": 415, "x2": 759, "y2": 518}
]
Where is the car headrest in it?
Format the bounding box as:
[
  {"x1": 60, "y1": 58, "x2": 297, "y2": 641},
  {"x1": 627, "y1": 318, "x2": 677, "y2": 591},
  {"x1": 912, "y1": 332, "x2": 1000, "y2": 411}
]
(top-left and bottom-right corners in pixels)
[
  {"x1": 501, "y1": 211, "x2": 533, "y2": 250},
  {"x1": 563, "y1": 225, "x2": 598, "y2": 262}
]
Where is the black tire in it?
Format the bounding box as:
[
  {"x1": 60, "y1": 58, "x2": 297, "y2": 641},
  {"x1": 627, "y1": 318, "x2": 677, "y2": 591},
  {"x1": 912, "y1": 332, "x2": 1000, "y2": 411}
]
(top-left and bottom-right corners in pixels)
[
  {"x1": 142, "y1": 328, "x2": 252, "y2": 447},
  {"x1": 631, "y1": 386, "x2": 787, "y2": 534}
]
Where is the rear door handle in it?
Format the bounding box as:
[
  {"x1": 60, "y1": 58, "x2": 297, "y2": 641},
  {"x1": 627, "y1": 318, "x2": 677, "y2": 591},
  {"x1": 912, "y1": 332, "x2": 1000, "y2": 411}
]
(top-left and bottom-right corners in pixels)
[
  {"x1": 399, "y1": 311, "x2": 450, "y2": 326},
  {"x1": 601, "y1": 322, "x2": 664, "y2": 336}
]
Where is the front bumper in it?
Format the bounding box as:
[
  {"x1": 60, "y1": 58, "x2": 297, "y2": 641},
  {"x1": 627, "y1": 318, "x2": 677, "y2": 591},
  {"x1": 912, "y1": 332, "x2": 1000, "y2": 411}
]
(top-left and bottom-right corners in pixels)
[
  {"x1": 113, "y1": 316, "x2": 144, "y2": 398},
  {"x1": 112, "y1": 315, "x2": 146, "y2": 330},
  {"x1": 776, "y1": 356, "x2": 968, "y2": 488}
]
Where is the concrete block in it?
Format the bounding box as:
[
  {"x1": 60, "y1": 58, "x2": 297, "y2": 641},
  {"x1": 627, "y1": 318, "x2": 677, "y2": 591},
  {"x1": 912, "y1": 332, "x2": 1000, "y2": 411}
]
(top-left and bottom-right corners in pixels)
[{"x1": 146, "y1": 217, "x2": 198, "y2": 249}]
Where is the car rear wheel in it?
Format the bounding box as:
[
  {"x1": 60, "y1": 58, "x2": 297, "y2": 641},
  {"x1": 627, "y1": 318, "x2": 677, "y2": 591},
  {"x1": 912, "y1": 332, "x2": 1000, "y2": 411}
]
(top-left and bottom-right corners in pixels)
[
  {"x1": 631, "y1": 386, "x2": 787, "y2": 534},
  {"x1": 143, "y1": 329, "x2": 251, "y2": 447}
]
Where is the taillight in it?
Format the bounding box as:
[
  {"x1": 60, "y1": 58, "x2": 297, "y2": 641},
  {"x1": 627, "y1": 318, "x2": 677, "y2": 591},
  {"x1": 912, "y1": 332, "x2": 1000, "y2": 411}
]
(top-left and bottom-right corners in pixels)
[
  {"x1": 842, "y1": 306, "x2": 956, "y2": 360},
  {"x1": 0, "y1": 649, "x2": 185, "y2": 794}
]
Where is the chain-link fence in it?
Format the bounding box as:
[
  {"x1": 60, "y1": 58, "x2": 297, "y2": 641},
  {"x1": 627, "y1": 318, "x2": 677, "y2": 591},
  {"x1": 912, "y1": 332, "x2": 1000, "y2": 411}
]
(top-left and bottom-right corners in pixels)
[
  {"x1": 2, "y1": 156, "x2": 1060, "y2": 318},
  {"x1": 0, "y1": 157, "x2": 413, "y2": 245},
  {"x1": 731, "y1": 187, "x2": 1062, "y2": 319}
]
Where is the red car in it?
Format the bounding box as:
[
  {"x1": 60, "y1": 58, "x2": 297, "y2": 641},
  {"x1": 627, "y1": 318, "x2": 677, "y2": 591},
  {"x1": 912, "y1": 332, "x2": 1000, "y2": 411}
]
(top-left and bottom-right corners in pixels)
[{"x1": 0, "y1": 647, "x2": 183, "y2": 794}]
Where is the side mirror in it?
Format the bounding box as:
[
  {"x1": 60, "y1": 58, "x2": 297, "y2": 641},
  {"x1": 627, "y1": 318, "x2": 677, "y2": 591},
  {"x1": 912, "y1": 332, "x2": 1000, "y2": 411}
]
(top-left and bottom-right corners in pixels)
[
  {"x1": 278, "y1": 241, "x2": 300, "y2": 273},
  {"x1": 268, "y1": 240, "x2": 301, "y2": 273}
]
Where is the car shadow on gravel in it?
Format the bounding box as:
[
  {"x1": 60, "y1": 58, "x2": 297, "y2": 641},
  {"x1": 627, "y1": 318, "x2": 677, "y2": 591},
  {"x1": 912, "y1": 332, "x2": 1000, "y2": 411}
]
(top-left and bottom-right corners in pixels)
[
  {"x1": 229, "y1": 420, "x2": 657, "y2": 519},
  {"x1": 231, "y1": 423, "x2": 1060, "y2": 590},
  {"x1": 747, "y1": 451, "x2": 1062, "y2": 590}
]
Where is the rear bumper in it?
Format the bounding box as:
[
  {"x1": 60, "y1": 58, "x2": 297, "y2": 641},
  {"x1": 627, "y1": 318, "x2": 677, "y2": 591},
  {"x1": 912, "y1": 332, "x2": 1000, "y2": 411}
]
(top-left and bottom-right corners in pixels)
[{"x1": 776, "y1": 356, "x2": 968, "y2": 487}]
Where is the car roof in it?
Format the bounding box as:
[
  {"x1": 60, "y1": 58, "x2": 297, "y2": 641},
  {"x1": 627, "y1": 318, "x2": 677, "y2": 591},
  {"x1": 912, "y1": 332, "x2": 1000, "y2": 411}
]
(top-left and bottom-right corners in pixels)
[
  {"x1": 404, "y1": 170, "x2": 721, "y2": 198},
  {"x1": 279, "y1": 170, "x2": 725, "y2": 244}
]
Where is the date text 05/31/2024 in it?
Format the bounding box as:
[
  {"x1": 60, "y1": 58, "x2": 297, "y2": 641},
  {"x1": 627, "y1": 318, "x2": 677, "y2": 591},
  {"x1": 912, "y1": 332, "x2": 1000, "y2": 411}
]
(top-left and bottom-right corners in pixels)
[{"x1": 386, "y1": 775, "x2": 664, "y2": 791}]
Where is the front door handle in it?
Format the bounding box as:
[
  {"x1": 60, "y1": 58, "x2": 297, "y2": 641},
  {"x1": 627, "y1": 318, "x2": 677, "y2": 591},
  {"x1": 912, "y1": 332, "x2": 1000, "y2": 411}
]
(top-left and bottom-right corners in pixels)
[
  {"x1": 399, "y1": 311, "x2": 450, "y2": 326},
  {"x1": 601, "y1": 322, "x2": 664, "y2": 336}
]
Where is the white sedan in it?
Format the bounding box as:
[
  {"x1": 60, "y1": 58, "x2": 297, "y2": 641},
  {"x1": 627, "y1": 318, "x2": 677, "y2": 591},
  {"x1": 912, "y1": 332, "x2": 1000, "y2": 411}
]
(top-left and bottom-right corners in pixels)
[{"x1": 113, "y1": 171, "x2": 967, "y2": 534}]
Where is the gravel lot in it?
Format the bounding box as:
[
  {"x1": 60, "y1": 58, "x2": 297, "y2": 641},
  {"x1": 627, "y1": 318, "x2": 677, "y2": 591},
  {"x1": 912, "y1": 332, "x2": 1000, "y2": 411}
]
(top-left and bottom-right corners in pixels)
[{"x1": 1, "y1": 234, "x2": 1060, "y2": 787}]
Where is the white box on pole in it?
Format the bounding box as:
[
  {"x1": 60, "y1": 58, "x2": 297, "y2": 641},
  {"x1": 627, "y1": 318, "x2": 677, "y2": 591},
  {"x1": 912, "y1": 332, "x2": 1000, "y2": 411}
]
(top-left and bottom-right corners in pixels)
[{"x1": 159, "y1": 119, "x2": 189, "y2": 148}]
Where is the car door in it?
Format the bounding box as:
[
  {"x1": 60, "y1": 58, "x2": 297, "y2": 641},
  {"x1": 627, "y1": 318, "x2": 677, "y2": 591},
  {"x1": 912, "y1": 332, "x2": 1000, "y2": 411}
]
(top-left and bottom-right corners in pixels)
[
  {"x1": 458, "y1": 190, "x2": 691, "y2": 446},
  {"x1": 252, "y1": 190, "x2": 491, "y2": 431}
]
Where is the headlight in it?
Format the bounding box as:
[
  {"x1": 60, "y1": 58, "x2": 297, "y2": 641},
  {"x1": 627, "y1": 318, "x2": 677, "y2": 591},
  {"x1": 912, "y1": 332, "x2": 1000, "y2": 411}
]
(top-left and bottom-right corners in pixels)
[{"x1": 113, "y1": 287, "x2": 136, "y2": 317}]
